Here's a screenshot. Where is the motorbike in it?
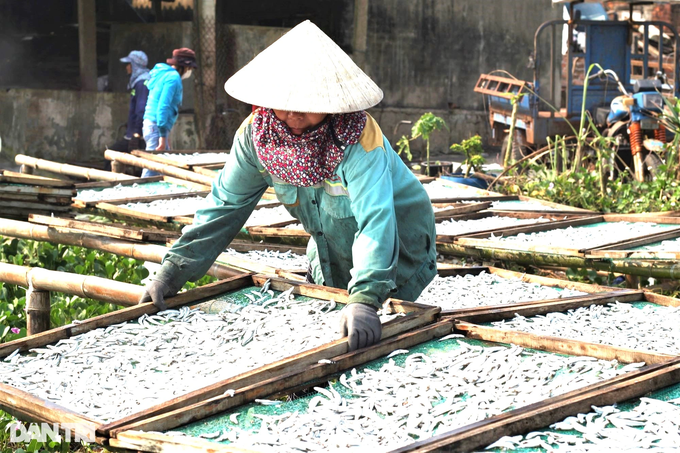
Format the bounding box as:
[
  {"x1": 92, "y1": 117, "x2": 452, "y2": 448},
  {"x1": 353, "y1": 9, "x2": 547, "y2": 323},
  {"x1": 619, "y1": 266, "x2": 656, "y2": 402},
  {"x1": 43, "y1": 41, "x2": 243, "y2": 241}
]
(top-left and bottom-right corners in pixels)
[{"x1": 592, "y1": 69, "x2": 667, "y2": 181}]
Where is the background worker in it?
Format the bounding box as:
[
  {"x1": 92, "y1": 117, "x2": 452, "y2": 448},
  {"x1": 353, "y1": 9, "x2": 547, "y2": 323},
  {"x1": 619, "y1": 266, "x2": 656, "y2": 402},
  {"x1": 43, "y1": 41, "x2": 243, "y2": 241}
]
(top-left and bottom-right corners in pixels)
[
  {"x1": 139, "y1": 21, "x2": 437, "y2": 351},
  {"x1": 141, "y1": 47, "x2": 197, "y2": 177},
  {"x1": 105, "y1": 50, "x2": 150, "y2": 172}
]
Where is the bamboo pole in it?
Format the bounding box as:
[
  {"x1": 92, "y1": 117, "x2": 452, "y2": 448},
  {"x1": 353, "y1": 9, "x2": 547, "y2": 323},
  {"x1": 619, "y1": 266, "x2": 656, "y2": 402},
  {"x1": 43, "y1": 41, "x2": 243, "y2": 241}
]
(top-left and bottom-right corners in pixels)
[
  {"x1": 0, "y1": 218, "x2": 242, "y2": 280},
  {"x1": 105, "y1": 150, "x2": 214, "y2": 187},
  {"x1": 0, "y1": 262, "x2": 144, "y2": 305},
  {"x1": 26, "y1": 289, "x2": 50, "y2": 335},
  {"x1": 15, "y1": 155, "x2": 136, "y2": 182}
]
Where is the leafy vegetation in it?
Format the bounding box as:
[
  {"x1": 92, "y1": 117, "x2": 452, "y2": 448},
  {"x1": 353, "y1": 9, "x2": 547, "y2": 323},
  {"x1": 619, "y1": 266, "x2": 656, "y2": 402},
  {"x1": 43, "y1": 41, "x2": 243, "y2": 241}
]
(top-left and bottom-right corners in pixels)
[
  {"x1": 450, "y1": 135, "x2": 486, "y2": 178},
  {"x1": 396, "y1": 112, "x2": 448, "y2": 173}
]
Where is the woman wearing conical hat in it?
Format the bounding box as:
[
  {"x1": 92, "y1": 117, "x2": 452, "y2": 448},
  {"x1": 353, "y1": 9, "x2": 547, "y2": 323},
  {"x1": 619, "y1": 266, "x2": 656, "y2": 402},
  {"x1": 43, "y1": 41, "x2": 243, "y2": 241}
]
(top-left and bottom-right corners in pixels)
[{"x1": 140, "y1": 21, "x2": 437, "y2": 351}]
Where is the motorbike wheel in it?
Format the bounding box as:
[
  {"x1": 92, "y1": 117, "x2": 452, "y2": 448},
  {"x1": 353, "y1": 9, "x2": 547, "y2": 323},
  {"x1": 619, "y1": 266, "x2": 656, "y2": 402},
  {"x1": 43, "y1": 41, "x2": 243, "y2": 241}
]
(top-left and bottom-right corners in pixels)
[
  {"x1": 643, "y1": 152, "x2": 663, "y2": 181},
  {"x1": 500, "y1": 129, "x2": 529, "y2": 166}
]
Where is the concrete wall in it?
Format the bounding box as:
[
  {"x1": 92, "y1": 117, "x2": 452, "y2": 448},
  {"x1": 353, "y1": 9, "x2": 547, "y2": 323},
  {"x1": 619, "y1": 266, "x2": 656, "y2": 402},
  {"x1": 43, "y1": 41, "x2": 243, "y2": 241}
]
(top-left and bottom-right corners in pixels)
[
  {"x1": 0, "y1": 89, "x2": 129, "y2": 168},
  {"x1": 366, "y1": 0, "x2": 561, "y2": 111}
]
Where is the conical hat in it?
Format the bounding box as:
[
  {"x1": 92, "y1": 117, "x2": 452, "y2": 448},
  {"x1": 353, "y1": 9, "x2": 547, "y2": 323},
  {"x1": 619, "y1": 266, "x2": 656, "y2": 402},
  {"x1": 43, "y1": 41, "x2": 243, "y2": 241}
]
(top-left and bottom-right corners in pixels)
[{"x1": 224, "y1": 20, "x2": 383, "y2": 114}]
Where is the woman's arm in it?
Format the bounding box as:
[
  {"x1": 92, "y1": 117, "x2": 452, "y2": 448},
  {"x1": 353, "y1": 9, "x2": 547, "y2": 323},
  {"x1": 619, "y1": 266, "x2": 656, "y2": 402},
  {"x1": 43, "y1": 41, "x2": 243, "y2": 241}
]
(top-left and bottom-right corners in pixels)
[{"x1": 163, "y1": 120, "x2": 268, "y2": 281}]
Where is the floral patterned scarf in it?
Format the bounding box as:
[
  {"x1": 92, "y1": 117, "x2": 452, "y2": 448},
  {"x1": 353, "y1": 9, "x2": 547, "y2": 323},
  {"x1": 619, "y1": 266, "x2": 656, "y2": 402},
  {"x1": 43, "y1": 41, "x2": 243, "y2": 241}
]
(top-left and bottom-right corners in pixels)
[{"x1": 252, "y1": 108, "x2": 367, "y2": 187}]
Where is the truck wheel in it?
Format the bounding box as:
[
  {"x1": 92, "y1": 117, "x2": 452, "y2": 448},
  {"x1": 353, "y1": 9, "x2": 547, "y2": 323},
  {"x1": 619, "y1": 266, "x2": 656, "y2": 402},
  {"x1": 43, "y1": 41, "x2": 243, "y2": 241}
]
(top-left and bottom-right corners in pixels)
[{"x1": 500, "y1": 129, "x2": 528, "y2": 166}]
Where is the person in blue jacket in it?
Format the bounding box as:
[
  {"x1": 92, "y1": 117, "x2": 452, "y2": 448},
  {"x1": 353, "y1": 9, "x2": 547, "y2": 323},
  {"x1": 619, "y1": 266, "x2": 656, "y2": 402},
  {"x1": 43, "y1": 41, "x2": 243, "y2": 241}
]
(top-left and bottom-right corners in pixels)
[
  {"x1": 139, "y1": 22, "x2": 437, "y2": 352},
  {"x1": 141, "y1": 48, "x2": 197, "y2": 177},
  {"x1": 105, "y1": 50, "x2": 150, "y2": 171}
]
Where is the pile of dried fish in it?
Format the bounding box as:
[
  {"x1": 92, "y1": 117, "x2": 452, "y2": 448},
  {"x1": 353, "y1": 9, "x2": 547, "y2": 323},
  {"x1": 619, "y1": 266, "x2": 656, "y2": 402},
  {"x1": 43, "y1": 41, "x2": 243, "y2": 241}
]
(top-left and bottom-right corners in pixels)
[
  {"x1": 245, "y1": 206, "x2": 296, "y2": 227},
  {"x1": 486, "y1": 397, "x2": 680, "y2": 451},
  {"x1": 77, "y1": 182, "x2": 196, "y2": 202},
  {"x1": 492, "y1": 302, "x2": 680, "y2": 354},
  {"x1": 223, "y1": 248, "x2": 309, "y2": 269},
  {"x1": 157, "y1": 152, "x2": 229, "y2": 165},
  {"x1": 0, "y1": 288, "x2": 348, "y2": 422},
  {"x1": 122, "y1": 196, "x2": 209, "y2": 216},
  {"x1": 181, "y1": 340, "x2": 635, "y2": 451},
  {"x1": 422, "y1": 181, "x2": 484, "y2": 199},
  {"x1": 436, "y1": 216, "x2": 551, "y2": 236},
  {"x1": 490, "y1": 222, "x2": 674, "y2": 249},
  {"x1": 416, "y1": 272, "x2": 585, "y2": 309}
]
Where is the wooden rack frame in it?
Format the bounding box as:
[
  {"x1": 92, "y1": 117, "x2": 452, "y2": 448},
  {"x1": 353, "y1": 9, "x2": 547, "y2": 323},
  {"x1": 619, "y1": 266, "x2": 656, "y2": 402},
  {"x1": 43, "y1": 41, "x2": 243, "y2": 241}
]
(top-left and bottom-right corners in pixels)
[
  {"x1": 434, "y1": 265, "x2": 632, "y2": 319},
  {"x1": 28, "y1": 214, "x2": 181, "y2": 243},
  {"x1": 0, "y1": 274, "x2": 439, "y2": 442},
  {"x1": 73, "y1": 175, "x2": 210, "y2": 208},
  {"x1": 108, "y1": 293, "x2": 680, "y2": 452},
  {"x1": 435, "y1": 211, "x2": 588, "y2": 244},
  {"x1": 455, "y1": 215, "x2": 680, "y2": 257}
]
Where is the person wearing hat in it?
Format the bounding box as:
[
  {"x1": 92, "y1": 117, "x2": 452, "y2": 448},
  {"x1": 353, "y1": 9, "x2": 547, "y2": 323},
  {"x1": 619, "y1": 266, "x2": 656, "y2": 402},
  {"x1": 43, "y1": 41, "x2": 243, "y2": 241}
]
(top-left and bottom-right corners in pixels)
[
  {"x1": 139, "y1": 21, "x2": 437, "y2": 351},
  {"x1": 141, "y1": 47, "x2": 198, "y2": 177},
  {"x1": 104, "y1": 50, "x2": 150, "y2": 171}
]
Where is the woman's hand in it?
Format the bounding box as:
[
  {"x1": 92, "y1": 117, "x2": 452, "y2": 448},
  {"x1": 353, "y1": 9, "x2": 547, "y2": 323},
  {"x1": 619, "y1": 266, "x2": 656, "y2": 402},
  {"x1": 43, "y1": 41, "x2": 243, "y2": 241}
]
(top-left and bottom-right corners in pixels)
[{"x1": 339, "y1": 303, "x2": 382, "y2": 351}]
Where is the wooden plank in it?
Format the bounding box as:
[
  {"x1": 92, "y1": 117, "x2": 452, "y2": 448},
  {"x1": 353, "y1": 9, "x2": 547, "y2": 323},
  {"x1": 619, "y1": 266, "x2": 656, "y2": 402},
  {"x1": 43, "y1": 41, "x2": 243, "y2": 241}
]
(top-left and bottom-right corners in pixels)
[
  {"x1": 0, "y1": 275, "x2": 253, "y2": 359},
  {"x1": 457, "y1": 215, "x2": 603, "y2": 239},
  {"x1": 603, "y1": 214, "x2": 680, "y2": 224},
  {"x1": 110, "y1": 431, "x2": 259, "y2": 453},
  {"x1": 392, "y1": 358, "x2": 680, "y2": 452},
  {"x1": 430, "y1": 195, "x2": 518, "y2": 204},
  {"x1": 0, "y1": 383, "x2": 100, "y2": 439},
  {"x1": 75, "y1": 190, "x2": 209, "y2": 208},
  {"x1": 28, "y1": 214, "x2": 145, "y2": 241},
  {"x1": 517, "y1": 195, "x2": 595, "y2": 212},
  {"x1": 449, "y1": 291, "x2": 643, "y2": 324},
  {"x1": 0, "y1": 184, "x2": 75, "y2": 197},
  {"x1": 0, "y1": 200, "x2": 72, "y2": 212},
  {"x1": 0, "y1": 193, "x2": 72, "y2": 204},
  {"x1": 95, "y1": 202, "x2": 172, "y2": 223},
  {"x1": 644, "y1": 291, "x2": 680, "y2": 307},
  {"x1": 227, "y1": 240, "x2": 307, "y2": 256},
  {"x1": 108, "y1": 320, "x2": 455, "y2": 437},
  {"x1": 433, "y1": 201, "x2": 492, "y2": 219},
  {"x1": 74, "y1": 176, "x2": 163, "y2": 190},
  {"x1": 246, "y1": 226, "x2": 309, "y2": 238},
  {"x1": 456, "y1": 321, "x2": 674, "y2": 365},
  {"x1": 484, "y1": 266, "x2": 626, "y2": 293},
  {"x1": 0, "y1": 171, "x2": 74, "y2": 188}
]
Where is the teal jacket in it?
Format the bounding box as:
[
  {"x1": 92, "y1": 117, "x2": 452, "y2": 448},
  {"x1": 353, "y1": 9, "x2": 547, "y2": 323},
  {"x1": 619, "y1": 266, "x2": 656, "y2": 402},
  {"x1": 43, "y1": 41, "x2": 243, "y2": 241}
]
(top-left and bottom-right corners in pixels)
[
  {"x1": 164, "y1": 114, "x2": 437, "y2": 308},
  {"x1": 143, "y1": 63, "x2": 183, "y2": 137}
]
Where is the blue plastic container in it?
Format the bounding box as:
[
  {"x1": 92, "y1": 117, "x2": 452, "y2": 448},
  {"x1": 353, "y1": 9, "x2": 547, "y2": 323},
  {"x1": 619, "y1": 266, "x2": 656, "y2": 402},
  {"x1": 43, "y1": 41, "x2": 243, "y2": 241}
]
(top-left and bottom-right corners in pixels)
[{"x1": 442, "y1": 173, "x2": 489, "y2": 189}]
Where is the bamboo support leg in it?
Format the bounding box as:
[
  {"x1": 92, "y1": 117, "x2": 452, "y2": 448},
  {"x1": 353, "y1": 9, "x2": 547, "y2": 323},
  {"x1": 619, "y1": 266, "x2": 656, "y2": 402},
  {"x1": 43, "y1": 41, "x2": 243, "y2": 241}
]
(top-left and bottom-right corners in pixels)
[
  {"x1": 26, "y1": 289, "x2": 50, "y2": 335},
  {"x1": 20, "y1": 165, "x2": 33, "y2": 175}
]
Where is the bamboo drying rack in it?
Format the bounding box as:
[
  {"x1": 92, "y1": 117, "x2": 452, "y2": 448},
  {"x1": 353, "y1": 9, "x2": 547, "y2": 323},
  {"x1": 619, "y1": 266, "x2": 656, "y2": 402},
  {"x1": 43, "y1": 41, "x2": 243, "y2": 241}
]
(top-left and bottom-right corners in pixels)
[
  {"x1": 107, "y1": 294, "x2": 680, "y2": 452},
  {"x1": 0, "y1": 275, "x2": 439, "y2": 443},
  {"x1": 432, "y1": 265, "x2": 633, "y2": 319}
]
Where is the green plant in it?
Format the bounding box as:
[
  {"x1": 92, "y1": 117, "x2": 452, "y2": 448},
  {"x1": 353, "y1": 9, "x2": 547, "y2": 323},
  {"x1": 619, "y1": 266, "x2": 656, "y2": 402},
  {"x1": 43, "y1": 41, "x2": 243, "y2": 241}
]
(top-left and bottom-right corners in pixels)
[
  {"x1": 450, "y1": 135, "x2": 486, "y2": 178},
  {"x1": 396, "y1": 112, "x2": 448, "y2": 173}
]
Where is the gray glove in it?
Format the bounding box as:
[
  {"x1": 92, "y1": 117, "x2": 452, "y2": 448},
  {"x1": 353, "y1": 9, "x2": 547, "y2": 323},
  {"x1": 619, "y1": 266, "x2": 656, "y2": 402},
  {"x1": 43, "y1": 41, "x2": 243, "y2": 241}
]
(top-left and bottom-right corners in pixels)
[
  {"x1": 139, "y1": 262, "x2": 185, "y2": 311},
  {"x1": 339, "y1": 303, "x2": 382, "y2": 351}
]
